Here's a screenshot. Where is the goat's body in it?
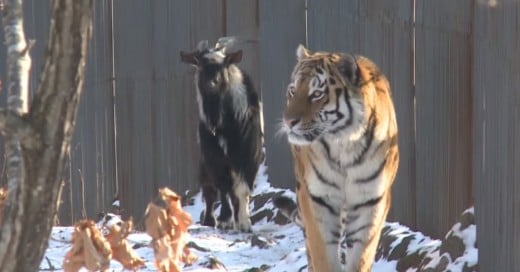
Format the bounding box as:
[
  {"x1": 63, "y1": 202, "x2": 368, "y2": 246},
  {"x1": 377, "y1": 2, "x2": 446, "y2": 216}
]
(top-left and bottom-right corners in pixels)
[{"x1": 182, "y1": 46, "x2": 263, "y2": 232}]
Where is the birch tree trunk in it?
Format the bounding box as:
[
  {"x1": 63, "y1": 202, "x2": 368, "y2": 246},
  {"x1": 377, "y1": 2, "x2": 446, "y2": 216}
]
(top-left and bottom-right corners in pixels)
[{"x1": 0, "y1": 0, "x2": 93, "y2": 271}]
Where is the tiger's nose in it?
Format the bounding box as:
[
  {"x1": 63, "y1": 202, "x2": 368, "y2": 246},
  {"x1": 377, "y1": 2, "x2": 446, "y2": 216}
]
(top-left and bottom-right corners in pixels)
[{"x1": 284, "y1": 117, "x2": 300, "y2": 128}]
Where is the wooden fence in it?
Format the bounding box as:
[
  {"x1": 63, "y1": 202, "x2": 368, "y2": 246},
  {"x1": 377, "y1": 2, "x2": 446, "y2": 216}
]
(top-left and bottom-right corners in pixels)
[{"x1": 0, "y1": 0, "x2": 518, "y2": 270}]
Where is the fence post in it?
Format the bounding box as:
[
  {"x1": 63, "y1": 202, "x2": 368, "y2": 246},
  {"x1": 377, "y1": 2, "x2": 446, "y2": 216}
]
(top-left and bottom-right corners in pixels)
[{"x1": 473, "y1": 1, "x2": 520, "y2": 270}]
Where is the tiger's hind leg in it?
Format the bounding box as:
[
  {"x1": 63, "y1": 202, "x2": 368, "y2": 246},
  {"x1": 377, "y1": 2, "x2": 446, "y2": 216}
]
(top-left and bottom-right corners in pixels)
[{"x1": 341, "y1": 191, "x2": 391, "y2": 272}]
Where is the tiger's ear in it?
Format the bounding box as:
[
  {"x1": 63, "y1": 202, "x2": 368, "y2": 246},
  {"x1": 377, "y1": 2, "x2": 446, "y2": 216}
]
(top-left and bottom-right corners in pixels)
[
  {"x1": 180, "y1": 50, "x2": 199, "y2": 66},
  {"x1": 296, "y1": 44, "x2": 312, "y2": 60},
  {"x1": 337, "y1": 54, "x2": 360, "y2": 85}
]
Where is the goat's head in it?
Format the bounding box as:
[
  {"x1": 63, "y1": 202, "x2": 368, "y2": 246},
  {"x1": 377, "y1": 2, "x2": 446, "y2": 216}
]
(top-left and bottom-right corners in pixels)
[{"x1": 180, "y1": 40, "x2": 243, "y2": 93}]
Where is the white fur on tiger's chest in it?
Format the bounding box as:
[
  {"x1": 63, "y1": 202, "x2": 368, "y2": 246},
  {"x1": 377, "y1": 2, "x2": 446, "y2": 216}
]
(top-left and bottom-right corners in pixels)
[{"x1": 305, "y1": 135, "x2": 388, "y2": 206}]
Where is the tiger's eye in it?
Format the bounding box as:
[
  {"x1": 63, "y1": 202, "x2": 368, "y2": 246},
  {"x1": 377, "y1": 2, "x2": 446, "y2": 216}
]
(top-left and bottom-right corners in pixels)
[{"x1": 310, "y1": 90, "x2": 324, "y2": 100}]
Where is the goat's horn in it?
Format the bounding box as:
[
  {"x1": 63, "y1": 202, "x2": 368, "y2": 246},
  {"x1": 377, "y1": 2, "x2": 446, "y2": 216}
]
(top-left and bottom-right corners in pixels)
[
  {"x1": 215, "y1": 36, "x2": 239, "y2": 51},
  {"x1": 197, "y1": 40, "x2": 209, "y2": 51}
]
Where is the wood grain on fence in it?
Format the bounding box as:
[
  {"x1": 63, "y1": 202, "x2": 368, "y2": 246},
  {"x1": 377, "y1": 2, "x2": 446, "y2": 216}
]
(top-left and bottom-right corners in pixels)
[
  {"x1": 415, "y1": 0, "x2": 474, "y2": 238},
  {"x1": 65, "y1": 0, "x2": 117, "y2": 224},
  {"x1": 259, "y1": 0, "x2": 306, "y2": 189},
  {"x1": 112, "y1": 0, "x2": 226, "y2": 224},
  {"x1": 473, "y1": 1, "x2": 520, "y2": 270}
]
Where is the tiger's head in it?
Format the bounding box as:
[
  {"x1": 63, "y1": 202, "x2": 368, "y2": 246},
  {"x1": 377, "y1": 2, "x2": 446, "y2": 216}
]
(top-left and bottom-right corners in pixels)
[{"x1": 282, "y1": 45, "x2": 364, "y2": 145}]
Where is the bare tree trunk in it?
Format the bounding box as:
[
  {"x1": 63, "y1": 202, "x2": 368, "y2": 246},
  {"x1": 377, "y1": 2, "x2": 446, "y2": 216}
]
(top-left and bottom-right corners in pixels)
[
  {"x1": 0, "y1": 0, "x2": 31, "y2": 270},
  {"x1": 0, "y1": 0, "x2": 93, "y2": 271}
]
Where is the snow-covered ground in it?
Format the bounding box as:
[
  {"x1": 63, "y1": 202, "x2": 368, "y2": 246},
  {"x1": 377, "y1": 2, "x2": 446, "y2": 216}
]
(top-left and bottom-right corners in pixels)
[{"x1": 41, "y1": 164, "x2": 477, "y2": 271}]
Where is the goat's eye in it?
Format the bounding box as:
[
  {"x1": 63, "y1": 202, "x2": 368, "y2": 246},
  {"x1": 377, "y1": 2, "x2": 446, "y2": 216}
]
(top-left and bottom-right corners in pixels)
[
  {"x1": 287, "y1": 85, "x2": 295, "y2": 98},
  {"x1": 310, "y1": 90, "x2": 325, "y2": 101}
]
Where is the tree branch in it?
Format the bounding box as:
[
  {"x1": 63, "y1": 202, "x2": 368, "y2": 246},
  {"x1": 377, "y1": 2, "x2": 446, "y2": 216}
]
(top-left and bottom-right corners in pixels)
[
  {"x1": 2, "y1": 0, "x2": 31, "y2": 114},
  {"x1": 0, "y1": 110, "x2": 41, "y2": 150},
  {"x1": 0, "y1": 0, "x2": 32, "y2": 270}
]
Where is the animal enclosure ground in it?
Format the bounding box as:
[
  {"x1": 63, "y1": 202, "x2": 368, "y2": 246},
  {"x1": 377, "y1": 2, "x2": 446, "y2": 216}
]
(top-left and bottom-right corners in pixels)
[{"x1": 40, "y1": 165, "x2": 477, "y2": 271}]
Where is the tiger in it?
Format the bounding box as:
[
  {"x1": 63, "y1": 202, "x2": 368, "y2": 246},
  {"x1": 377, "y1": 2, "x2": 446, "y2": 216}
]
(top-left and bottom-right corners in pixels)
[{"x1": 276, "y1": 45, "x2": 399, "y2": 272}]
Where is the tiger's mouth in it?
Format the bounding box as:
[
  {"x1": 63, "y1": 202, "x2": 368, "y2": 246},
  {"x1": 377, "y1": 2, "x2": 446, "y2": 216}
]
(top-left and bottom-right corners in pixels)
[{"x1": 286, "y1": 128, "x2": 323, "y2": 145}]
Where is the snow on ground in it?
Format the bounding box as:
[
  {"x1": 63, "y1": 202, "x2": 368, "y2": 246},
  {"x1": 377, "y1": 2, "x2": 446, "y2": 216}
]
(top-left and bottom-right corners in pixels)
[{"x1": 41, "y1": 164, "x2": 477, "y2": 271}]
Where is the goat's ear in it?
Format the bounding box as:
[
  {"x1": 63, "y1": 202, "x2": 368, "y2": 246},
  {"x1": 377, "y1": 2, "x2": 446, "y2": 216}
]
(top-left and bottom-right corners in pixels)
[
  {"x1": 296, "y1": 44, "x2": 312, "y2": 60},
  {"x1": 225, "y1": 50, "x2": 243, "y2": 65},
  {"x1": 180, "y1": 51, "x2": 199, "y2": 66},
  {"x1": 336, "y1": 54, "x2": 360, "y2": 85}
]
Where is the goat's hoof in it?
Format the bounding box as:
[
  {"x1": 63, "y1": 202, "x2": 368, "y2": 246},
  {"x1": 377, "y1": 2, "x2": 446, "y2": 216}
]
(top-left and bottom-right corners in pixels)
[
  {"x1": 237, "y1": 220, "x2": 252, "y2": 233},
  {"x1": 202, "y1": 216, "x2": 217, "y2": 228},
  {"x1": 217, "y1": 219, "x2": 235, "y2": 230}
]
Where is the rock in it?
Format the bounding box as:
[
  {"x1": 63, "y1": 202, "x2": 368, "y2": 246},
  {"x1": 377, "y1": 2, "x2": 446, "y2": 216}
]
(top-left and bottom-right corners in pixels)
[{"x1": 376, "y1": 207, "x2": 477, "y2": 271}]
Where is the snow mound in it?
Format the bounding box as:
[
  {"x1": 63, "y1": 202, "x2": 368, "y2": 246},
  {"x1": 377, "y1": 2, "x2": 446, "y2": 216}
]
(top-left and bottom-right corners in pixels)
[
  {"x1": 41, "y1": 164, "x2": 477, "y2": 271},
  {"x1": 376, "y1": 207, "x2": 478, "y2": 272}
]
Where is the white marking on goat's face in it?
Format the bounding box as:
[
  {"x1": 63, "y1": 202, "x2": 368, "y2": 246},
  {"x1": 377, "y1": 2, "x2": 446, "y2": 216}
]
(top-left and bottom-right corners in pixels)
[{"x1": 202, "y1": 50, "x2": 226, "y2": 65}]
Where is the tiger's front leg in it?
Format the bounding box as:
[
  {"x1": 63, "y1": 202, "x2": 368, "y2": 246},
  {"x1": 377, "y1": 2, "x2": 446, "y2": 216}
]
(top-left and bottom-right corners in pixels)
[
  {"x1": 297, "y1": 181, "x2": 343, "y2": 272},
  {"x1": 341, "y1": 190, "x2": 391, "y2": 272}
]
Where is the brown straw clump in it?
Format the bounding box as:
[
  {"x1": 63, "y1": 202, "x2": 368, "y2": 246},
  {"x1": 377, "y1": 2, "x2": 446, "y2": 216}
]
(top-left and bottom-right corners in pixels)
[
  {"x1": 62, "y1": 219, "x2": 112, "y2": 272},
  {"x1": 145, "y1": 187, "x2": 197, "y2": 272},
  {"x1": 104, "y1": 218, "x2": 145, "y2": 270}
]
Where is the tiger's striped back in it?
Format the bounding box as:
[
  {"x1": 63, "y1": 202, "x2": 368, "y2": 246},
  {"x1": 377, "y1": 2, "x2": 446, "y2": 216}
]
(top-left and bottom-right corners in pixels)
[{"x1": 279, "y1": 45, "x2": 399, "y2": 272}]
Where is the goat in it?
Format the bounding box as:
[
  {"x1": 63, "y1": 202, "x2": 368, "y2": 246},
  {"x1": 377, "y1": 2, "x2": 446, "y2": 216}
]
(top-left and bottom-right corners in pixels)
[{"x1": 180, "y1": 39, "x2": 264, "y2": 232}]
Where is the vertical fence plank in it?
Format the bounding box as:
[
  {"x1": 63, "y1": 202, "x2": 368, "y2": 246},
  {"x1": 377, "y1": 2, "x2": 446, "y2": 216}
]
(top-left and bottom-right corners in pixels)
[
  {"x1": 63, "y1": 0, "x2": 117, "y2": 225},
  {"x1": 113, "y1": 0, "x2": 155, "y2": 223},
  {"x1": 415, "y1": 0, "x2": 473, "y2": 238},
  {"x1": 307, "y1": 0, "x2": 416, "y2": 228},
  {"x1": 473, "y1": 1, "x2": 520, "y2": 270},
  {"x1": 113, "y1": 0, "x2": 223, "y2": 224},
  {"x1": 259, "y1": 0, "x2": 306, "y2": 188},
  {"x1": 225, "y1": 0, "x2": 260, "y2": 94},
  {"x1": 307, "y1": 0, "x2": 361, "y2": 52}
]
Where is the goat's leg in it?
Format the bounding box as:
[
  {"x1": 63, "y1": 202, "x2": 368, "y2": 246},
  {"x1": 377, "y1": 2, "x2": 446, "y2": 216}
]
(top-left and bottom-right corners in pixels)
[
  {"x1": 200, "y1": 163, "x2": 217, "y2": 227},
  {"x1": 217, "y1": 192, "x2": 235, "y2": 230},
  {"x1": 214, "y1": 167, "x2": 235, "y2": 230},
  {"x1": 201, "y1": 184, "x2": 217, "y2": 227},
  {"x1": 230, "y1": 181, "x2": 252, "y2": 232}
]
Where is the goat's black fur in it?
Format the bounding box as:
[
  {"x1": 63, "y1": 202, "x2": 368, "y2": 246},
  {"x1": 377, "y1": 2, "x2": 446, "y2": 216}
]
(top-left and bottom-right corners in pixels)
[{"x1": 181, "y1": 42, "x2": 263, "y2": 232}]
